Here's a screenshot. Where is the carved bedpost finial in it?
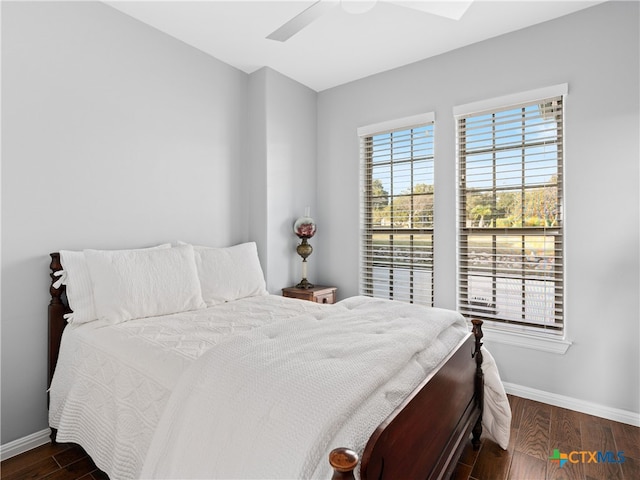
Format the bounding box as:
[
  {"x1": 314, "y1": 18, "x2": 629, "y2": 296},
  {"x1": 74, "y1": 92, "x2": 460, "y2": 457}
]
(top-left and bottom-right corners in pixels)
[
  {"x1": 470, "y1": 318, "x2": 484, "y2": 450},
  {"x1": 49, "y1": 253, "x2": 64, "y2": 306},
  {"x1": 471, "y1": 318, "x2": 483, "y2": 361},
  {"x1": 329, "y1": 448, "x2": 358, "y2": 480}
]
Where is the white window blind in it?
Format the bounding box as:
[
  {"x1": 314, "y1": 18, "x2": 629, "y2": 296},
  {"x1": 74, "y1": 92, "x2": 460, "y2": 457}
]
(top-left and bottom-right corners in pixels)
[
  {"x1": 359, "y1": 115, "x2": 435, "y2": 305},
  {"x1": 456, "y1": 92, "x2": 565, "y2": 333}
]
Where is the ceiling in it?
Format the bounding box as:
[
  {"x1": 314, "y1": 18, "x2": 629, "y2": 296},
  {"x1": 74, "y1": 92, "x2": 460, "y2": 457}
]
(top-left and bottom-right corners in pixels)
[{"x1": 105, "y1": 0, "x2": 604, "y2": 92}]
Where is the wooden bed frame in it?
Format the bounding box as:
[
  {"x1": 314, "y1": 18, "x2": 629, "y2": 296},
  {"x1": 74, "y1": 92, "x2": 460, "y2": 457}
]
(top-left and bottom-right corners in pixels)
[{"x1": 48, "y1": 252, "x2": 484, "y2": 480}]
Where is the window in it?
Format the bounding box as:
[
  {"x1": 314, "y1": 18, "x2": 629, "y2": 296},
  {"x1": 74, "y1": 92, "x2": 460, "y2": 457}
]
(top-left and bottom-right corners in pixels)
[
  {"x1": 359, "y1": 113, "x2": 435, "y2": 306},
  {"x1": 456, "y1": 87, "x2": 565, "y2": 334}
]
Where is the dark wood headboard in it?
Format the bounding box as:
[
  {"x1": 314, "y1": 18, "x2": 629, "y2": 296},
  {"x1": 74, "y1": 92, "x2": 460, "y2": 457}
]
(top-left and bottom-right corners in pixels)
[{"x1": 48, "y1": 252, "x2": 70, "y2": 388}]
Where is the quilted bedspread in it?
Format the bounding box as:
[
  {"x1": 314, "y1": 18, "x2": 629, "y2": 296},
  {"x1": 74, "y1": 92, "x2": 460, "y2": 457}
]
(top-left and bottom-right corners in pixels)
[
  {"x1": 49, "y1": 295, "x2": 328, "y2": 478},
  {"x1": 49, "y1": 295, "x2": 509, "y2": 479}
]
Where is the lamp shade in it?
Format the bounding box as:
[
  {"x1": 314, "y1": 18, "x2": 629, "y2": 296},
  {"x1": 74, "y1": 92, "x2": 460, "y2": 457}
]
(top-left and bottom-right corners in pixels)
[{"x1": 293, "y1": 208, "x2": 316, "y2": 239}]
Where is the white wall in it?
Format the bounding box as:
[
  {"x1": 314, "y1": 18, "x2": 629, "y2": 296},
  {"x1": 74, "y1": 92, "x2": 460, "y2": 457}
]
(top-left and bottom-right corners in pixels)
[
  {"x1": 248, "y1": 67, "x2": 318, "y2": 293},
  {"x1": 317, "y1": 1, "x2": 639, "y2": 416},
  {"x1": 1, "y1": 2, "x2": 317, "y2": 446},
  {"x1": 1, "y1": 1, "x2": 249, "y2": 444}
]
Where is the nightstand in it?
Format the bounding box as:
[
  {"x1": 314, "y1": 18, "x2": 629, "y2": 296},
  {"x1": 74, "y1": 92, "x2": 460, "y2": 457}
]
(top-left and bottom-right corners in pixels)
[{"x1": 282, "y1": 285, "x2": 337, "y2": 304}]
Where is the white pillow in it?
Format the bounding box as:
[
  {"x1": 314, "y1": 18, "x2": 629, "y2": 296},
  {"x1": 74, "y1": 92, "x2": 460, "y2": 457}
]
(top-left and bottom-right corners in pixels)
[
  {"x1": 59, "y1": 244, "x2": 170, "y2": 324},
  {"x1": 85, "y1": 244, "x2": 206, "y2": 323},
  {"x1": 184, "y1": 242, "x2": 268, "y2": 305}
]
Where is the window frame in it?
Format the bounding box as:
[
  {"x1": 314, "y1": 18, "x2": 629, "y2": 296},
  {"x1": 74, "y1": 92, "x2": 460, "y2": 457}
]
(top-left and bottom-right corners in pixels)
[
  {"x1": 358, "y1": 113, "x2": 436, "y2": 306},
  {"x1": 454, "y1": 85, "x2": 571, "y2": 349}
]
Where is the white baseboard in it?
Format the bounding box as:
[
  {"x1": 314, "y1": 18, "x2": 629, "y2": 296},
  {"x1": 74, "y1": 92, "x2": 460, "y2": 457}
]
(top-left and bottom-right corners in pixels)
[
  {"x1": 1, "y1": 428, "x2": 51, "y2": 462},
  {"x1": 504, "y1": 382, "x2": 640, "y2": 427}
]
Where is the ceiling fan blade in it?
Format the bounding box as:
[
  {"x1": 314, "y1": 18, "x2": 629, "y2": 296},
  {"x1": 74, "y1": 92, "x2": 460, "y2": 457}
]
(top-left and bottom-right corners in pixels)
[
  {"x1": 267, "y1": 0, "x2": 339, "y2": 42},
  {"x1": 390, "y1": 0, "x2": 474, "y2": 20}
]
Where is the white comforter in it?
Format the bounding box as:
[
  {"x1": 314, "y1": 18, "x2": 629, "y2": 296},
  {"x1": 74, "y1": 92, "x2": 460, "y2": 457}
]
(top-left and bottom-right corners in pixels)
[{"x1": 49, "y1": 295, "x2": 510, "y2": 480}]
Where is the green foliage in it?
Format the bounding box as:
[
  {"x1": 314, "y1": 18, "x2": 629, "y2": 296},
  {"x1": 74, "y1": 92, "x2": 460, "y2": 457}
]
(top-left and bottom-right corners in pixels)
[
  {"x1": 371, "y1": 179, "x2": 388, "y2": 210},
  {"x1": 525, "y1": 216, "x2": 544, "y2": 227},
  {"x1": 371, "y1": 183, "x2": 433, "y2": 229},
  {"x1": 372, "y1": 176, "x2": 559, "y2": 230},
  {"x1": 465, "y1": 182, "x2": 558, "y2": 228}
]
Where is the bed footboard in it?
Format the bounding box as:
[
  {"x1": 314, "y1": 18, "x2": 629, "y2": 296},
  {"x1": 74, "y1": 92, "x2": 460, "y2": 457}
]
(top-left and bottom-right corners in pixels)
[{"x1": 330, "y1": 319, "x2": 484, "y2": 480}]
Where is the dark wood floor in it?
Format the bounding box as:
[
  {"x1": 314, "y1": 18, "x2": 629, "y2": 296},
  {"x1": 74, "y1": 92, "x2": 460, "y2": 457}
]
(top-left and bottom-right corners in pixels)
[
  {"x1": 453, "y1": 395, "x2": 640, "y2": 480},
  {"x1": 2, "y1": 396, "x2": 638, "y2": 480},
  {"x1": 0, "y1": 442, "x2": 108, "y2": 480}
]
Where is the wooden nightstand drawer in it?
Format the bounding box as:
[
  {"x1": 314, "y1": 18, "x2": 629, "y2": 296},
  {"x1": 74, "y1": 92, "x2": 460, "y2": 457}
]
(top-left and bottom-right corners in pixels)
[{"x1": 282, "y1": 286, "x2": 337, "y2": 304}]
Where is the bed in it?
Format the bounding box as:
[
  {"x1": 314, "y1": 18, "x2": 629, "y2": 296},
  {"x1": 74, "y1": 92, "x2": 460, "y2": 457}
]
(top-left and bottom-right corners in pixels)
[{"x1": 47, "y1": 242, "x2": 510, "y2": 480}]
